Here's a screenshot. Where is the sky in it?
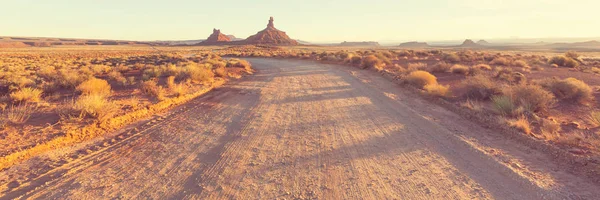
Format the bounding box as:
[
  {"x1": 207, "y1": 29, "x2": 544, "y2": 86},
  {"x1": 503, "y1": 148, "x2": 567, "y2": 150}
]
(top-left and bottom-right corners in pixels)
[{"x1": 1, "y1": 0, "x2": 599, "y2": 43}]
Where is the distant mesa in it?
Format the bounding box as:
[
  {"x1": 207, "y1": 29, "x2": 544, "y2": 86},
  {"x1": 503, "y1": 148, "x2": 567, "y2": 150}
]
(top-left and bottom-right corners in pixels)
[
  {"x1": 242, "y1": 17, "x2": 299, "y2": 46},
  {"x1": 476, "y1": 40, "x2": 490, "y2": 45},
  {"x1": 460, "y1": 39, "x2": 482, "y2": 47},
  {"x1": 200, "y1": 28, "x2": 231, "y2": 45},
  {"x1": 339, "y1": 41, "x2": 380, "y2": 46},
  {"x1": 399, "y1": 41, "x2": 430, "y2": 48}
]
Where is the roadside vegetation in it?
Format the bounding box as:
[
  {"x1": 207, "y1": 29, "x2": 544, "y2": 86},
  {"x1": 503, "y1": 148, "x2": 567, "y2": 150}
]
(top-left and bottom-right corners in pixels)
[{"x1": 0, "y1": 47, "x2": 253, "y2": 169}]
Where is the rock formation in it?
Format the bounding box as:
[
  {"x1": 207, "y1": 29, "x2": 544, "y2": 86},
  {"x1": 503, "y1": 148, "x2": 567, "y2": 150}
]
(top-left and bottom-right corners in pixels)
[
  {"x1": 339, "y1": 41, "x2": 380, "y2": 46},
  {"x1": 200, "y1": 28, "x2": 231, "y2": 45},
  {"x1": 476, "y1": 40, "x2": 490, "y2": 45},
  {"x1": 399, "y1": 41, "x2": 430, "y2": 48},
  {"x1": 460, "y1": 39, "x2": 481, "y2": 47},
  {"x1": 242, "y1": 17, "x2": 299, "y2": 45}
]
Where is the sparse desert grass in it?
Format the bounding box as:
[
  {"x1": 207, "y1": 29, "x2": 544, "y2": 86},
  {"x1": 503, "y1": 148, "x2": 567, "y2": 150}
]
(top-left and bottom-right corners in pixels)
[
  {"x1": 540, "y1": 119, "x2": 561, "y2": 140},
  {"x1": 428, "y1": 62, "x2": 451, "y2": 73},
  {"x1": 473, "y1": 64, "x2": 492, "y2": 70},
  {"x1": 406, "y1": 70, "x2": 437, "y2": 89},
  {"x1": 9, "y1": 87, "x2": 42, "y2": 103},
  {"x1": 181, "y1": 63, "x2": 215, "y2": 84},
  {"x1": 490, "y1": 57, "x2": 511, "y2": 66},
  {"x1": 141, "y1": 80, "x2": 165, "y2": 100},
  {"x1": 73, "y1": 94, "x2": 119, "y2": 122},
  {"x1": 514, "y1": 60, "x2": 530, "y2": 69},
  {"x1": 4, "y1": 103, "x2": 36, "y2": 124}
]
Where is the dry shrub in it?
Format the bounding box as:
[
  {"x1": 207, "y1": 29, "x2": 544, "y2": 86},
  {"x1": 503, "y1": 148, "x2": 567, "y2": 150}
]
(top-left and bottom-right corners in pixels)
[
  {"x1": 350, "y1": 56, "x2": 362, "y2": 65},
  {"x1": 73, "y1": 94, "x2": 119, "y2": 122},
  {"x1": 462, "y1": 75, "x2": 501, "y2": 100},
  {"x1": 442, "y1": 53, "x2": 460, "y2": 63},
  {"x1": 56, "y1": 69, "x2": 89, "y2": 88},
  {"x1": 406, "y1": 70, "x2": 437, "y2": 89},
  {"x1": 490, "y1": 57, "x2": 511, "y2": 66},
  {"x1": 406, "y1": 62, "x2": 427, "y2": 73},
  {"x1": 181, "y1": 64, "x2": 215, "y2": 84},
  {"x1": 450, "y1": 64, "x2": 469, "y2": 75},
  {"x1": 170, "y1": 84, "x2": 188, "y2": 97},
  {"x1": 474, "y1": 64, "x2": 492, "y2": 70},
  {"x1": 4, "y1": 104, "x2": 36, "y2": 124},
  {"x1": 361, "y1": 55, "x2": 384, "y2": 70},
  {"x1": 424, "y1": 84, "x2": 450, "y2": 97},
  {"x1": 538, "y1": 78, "x2": 593, "y2": 105},
  {"x1": 514, "y1": 60, "x2": 530, "y2": 69},
  {"x1": 141, "y1": 80, "x2": 165, "y2": 101},
  {"x1": 549, "y1": 56, "x2": 579, "y2": 68},
  {"x1": 10, "y1": 87, "x2": 42, "y2": 103},
  {"x1": 507, "y1": 84, "x2": 556, "y2": 113},
  {"x1": 428, "y1": 62, "x2": 451, "y2": 73},
  {"x1": 492, "y1": 95, "x2": 518, "y2": 116},
  {"x1": 76, "y1": 78, "x2": 111, "y2": 97},
  {"x1": 508, "y1": 117, "x2": 531, "y2": 134},
  {"x1": 565, "y1": 51, "x2": 580, "y2": 60},
  {"x1": 107, "y1": 71, "x2": 127, "y2": 86},
  {"x1": 494, "y1": 67, "x2": 526, "y2": 84},
  {"x1": 227, "y1": 59, "x2": 252, "y2": 72}
]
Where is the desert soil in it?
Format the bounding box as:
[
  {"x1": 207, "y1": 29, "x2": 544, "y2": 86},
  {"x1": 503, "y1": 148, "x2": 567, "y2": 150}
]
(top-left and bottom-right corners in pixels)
[{"x1": 2, "y1": 58, "x2": 600, "y2": 199}]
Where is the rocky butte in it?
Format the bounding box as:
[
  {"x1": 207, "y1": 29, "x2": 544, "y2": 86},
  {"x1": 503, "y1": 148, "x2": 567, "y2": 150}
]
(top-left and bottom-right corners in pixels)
[
  {"x1": 200, "y1": 28, "x2": 231, "y2": 45},
  {"x1": 242, "y1": 17, "x2": 299, "y2": 45}
]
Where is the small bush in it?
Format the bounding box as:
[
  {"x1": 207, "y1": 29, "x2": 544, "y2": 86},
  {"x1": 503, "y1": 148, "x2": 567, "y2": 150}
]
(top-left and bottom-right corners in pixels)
[
  {"x1": 508, "y1": 117, "x2": 531, "y2": 134},
  {"x1": 540, "y1": 119, "x2": 561, "y2": 139},
  {"x1": 76, "y1": 78, "x2": 111, "y2": 97},
  {"x1": 450, "y1": 64, "x2": 469, "y2": 75},
  {"x1": 492, "y1": 95, "x2": 518, "y2": 116},
  {"x1": 424, "y1": 84, "x2": 450, "y2": 97},
  {"x1": 74, "y1": 94, "x2": 119, "y2": 122},
  {"x1": 538, "y1": 78, "x2": 593, "y2": 105},
  {"x1": 350, "y1": 56, "x2": 362, "y2": 65},
  {"x1": 10, "y1": 87, "x2": 43, "y2": 103},
  {"x1": 428, "y1": 62, "x2": 451, "y2": 73},
  {"x1": 170, "y1": 84, "x2": 188, "y2": 97},
  {"x1": 4, "y1": 104, "x2": 36, "y2": 124},
  {"x1": 490, "y1": 57, "x2": 511, "y2": 66},
  {"x1": 514, "y1": 60, "x2": 530, "y2": 69},
  {"x1": 508, "y1": 84, "x2": 556, "y2": 113},
  {"x1": 361, "y1": 55, "x2": 384, "y2": 70},
  {"x1": 107, "y1": 71, "x2": 127, "y2": 86},
  {"x1": 442, "y1": 53, "x2": 460, "y2": 63},
  {"x1": 406, "y1": 71, "x2": 437, "y2": 89},
  {"x1": 462, "y1": 75, "x2": 501, "y2": 100},
  {"x1": 227, "y1": 59, "x2": 252, "y2": 72},
  {"x1": 141, "y1": 80, "x2": 165, "y2": 101},
  {"x1": 549, "y1": 56, "x2": 579, "y2": 68}
]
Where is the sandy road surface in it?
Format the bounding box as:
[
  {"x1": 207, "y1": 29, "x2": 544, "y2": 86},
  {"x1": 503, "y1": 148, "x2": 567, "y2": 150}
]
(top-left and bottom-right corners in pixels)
[{"x1": 2, "y1": 58, "x2": 600, "y2": 199}]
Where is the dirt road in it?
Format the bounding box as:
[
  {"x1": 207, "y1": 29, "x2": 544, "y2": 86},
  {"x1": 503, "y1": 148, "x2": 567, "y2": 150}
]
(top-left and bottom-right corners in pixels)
[{"x1": 2, "y1": 58, "x2": 600, "y2": 199}]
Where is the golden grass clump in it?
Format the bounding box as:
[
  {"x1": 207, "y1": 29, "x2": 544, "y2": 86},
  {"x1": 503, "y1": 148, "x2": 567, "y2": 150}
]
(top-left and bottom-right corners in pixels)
[
  {"x1": 588, "y1": 111, "x2": 600, "y2": 127},
  {"x1": 215, "y1": 66, "x2": 227, "y2": 78},
  {"x1": 450, "y1": 64, "x2": 470, "y2": 75},
  {"x1": 10, "y1": 87, "x2": 43, "y2": 103},
  {"x1": 73, "y1": 94, "x2": 119, "y2": 122},
  {"x1": 473, "y1": 64, "x2": 492, "y2": 71},
  {"x1": 490, "y1": 57, "x2": 511, "y2": 66},
  {"x1": 508, "y1": 117, "x2": 532, "y2": 134},
  {"x1": 424, "y1": 84, "x2": 450, "y2": 97},
  {"x1": 76, "y1": 78, "x2": 111, "y2": 97},
  {"x1": 4, "y1": 104, "x2": 37, "y2": 124},
  {"x1": 406, "y1": 70, "x2": 437, "y2": 89}
]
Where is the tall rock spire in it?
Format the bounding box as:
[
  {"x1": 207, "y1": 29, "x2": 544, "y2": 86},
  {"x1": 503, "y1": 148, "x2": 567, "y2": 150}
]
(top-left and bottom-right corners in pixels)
[{"x1": 267, "y1": 16, "x2": 274, "y2": 28}]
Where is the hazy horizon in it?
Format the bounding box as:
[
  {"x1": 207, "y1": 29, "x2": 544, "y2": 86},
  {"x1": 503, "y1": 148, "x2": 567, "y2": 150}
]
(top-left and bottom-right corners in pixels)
[{"x1": 2, "y1": 0, "x2": 599, "y2": 42}]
